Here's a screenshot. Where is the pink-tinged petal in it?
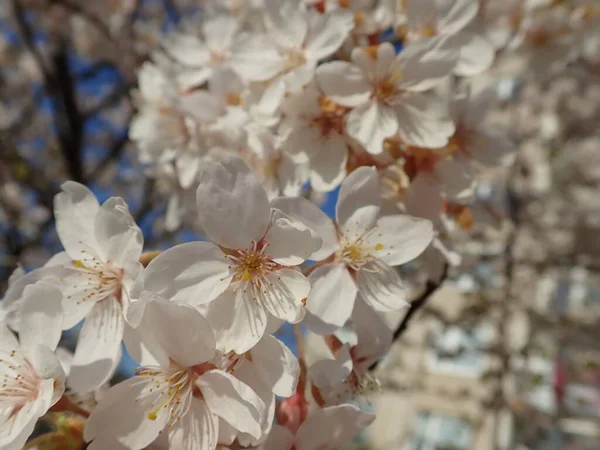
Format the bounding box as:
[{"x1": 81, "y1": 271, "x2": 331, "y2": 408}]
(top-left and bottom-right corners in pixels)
[
  {"x1": 197, "y1": 370, "x2": 265, "y2": 439},
  {"x1": 196, "y1": 156, "x2": 271, "y2": 249},
  {"x1": 454, "y1": 32, "x2": 495, "y2": 76},
  {"x1": 351, "y1": 297, "x2": 393, "y2": 370},
  {"x1": 260, "y1": 270, "x2": 309, "y2": 323},
  {"x1": 304, "y1": 264, "x2": 357, "y2": 335},
  {"x1": 0, "y1": 325, "x2": 18, "y2": 352},
  {"x1": 28, "y1": 346, "x2": 65, "y2": 406},
  {"x1": 346, "y1": 100, "x2": 398, "y2": 155},
  {"x1": 68, "y1": 299, "x2": 124, "y2": 393},
  {"x1": 270, "y1": 197, "x2": 338, "y2": 262},
  {"x1": 54, "y1": 181, "x2": 100, "y2": 260},
  {"x1": 367, "y1": 214, "x2": 434, "y2": 267},
  {"x1": 0, "y1": 391, "x2": 46, "y2": 449},
  {"x1": 265, "y1": 210, "x2": 322, "y2": 266},
  {"x1": 394, "y1": 37, "x2": 456, "y2": 92},
  {"x1": 251, "y1": 335, "x2": 299, "y2": 397},
  {"x1": 204, "y1": 287, "x2": 268, "y2": 354},
  {"x1": 296, "y1": 404, "x2": 375, "y2": 450},
  {"x1": 305, "y1": 9, "x2": 354, "y2": 61},
  {"x1": 143, "y1": 241, "x2": 231, "y2": 305},
  {"x1": 94, "y1": 197, "x2": 143, "y2": 266},
  {"x1": 19, "y1": 283, "x2": 62, "y2": 355},
  {"x1": 168, "y1": 399, "x2": 218, "y2": 450},
  {"x1": 85, "y1": 378, "x2": 167, "y2": 450},
  {"x1": 356, "y1": 261, "x2": 408, "y2": 312},
  {"x1": 309, "y1": 134, "x2": 348, "y2": 193},
  {"x1": 316, "y1": 61, "x2": 371, "y2": 107},
  {"x1": 261, "y1": 425, "x2": 295, "y2": 450},
  {"x1": 394, "y1": 93, "x2": 455, "y2": 148},
  {"x1": 336, "y1": 166, "x2": 381, "y2": 235},
  {"x1": 135, "y1": 298, "x2": 215, "y2": 367}
]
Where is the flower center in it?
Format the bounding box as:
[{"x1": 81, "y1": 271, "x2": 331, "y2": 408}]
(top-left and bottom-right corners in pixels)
[
  {"x1": 373, "y1": 74, "x2": 402, "y2": 104},
  {"x1": 224, "y1": 240, "x2": 278, "y2": 294},
  {"x1": 285, "y1": 48, "x2": 308, "y2": 71},
  {"x1": 337, "y1": 239, "x2": 383, "y2": 271},
  {"x1": 69, "y1": 256, "x2": 125, "y2": 305},
  {"x1": 136, "y1": 365, "x2": 195, "y2": 427},
  {"x1": 309, "y1": 96, "x2": 349, "y2": 137}
]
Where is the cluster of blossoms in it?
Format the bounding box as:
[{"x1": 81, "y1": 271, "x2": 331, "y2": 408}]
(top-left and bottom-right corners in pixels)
[{"x1": 12, "y1": 0, "x2": 592, "y2": 448}]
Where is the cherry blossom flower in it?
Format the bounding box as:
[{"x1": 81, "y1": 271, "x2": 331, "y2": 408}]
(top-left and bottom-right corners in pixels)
[
  {"x1": 47, "y1": 182, "x2": 143, "y2": 393},
  {"x1": 260, "y1": 404, "x2": 374, "y2": 450},
  {"x1": 279, "y1": 81, "x2": 353, "y2": 192},
  {"x1": 0, "y1": 283, "x2": 65, "y2": 450},
  {"x1": 316, "y1": 40, "x2": 456, "y2": 154},
  {"x1": 141, "y1": 156, "x2": 322, "y2": 353},
  {"x1": 401, "y1": 0, "x2": 496, "y2": 77},
  {"x1": 86, "y1": 297, "x2": 266, "y2": 450},
  {"x1": 299, "y1": 166, "x2": 434, "y2": 334},
  {"x1": 259, "y1": 0, "x2": 354, "y2": 92}
]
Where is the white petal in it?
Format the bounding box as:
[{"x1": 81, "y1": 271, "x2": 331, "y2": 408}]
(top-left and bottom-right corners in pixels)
[
  {"x1": 68, "y1": 299, "x2": 124, "y2": 393},
  {"x1": 315, "y1": 61, "x2": 371, "y2": 107},
  {"x1": 454, "y1": 32, "x2": 495, "y2": 77},
  {"x1": 270, "y1": 197, "x2": 338, "y2": 262},
  {"x1": 394, "y1": 93, "x2": 455, "y2": 148},
  {"x1": 305, "y1": 9, "x2": 354, "y2": 61},
  {"x1": 251, "y1": 335, "x2": 299, "y2": 397},
  {"x1": 367, "y1": 214, "x2": 434, "y2": 266},
  {"x1": 197, "y1": 370, "x2": 265, "y2": 439},
  {"x1": 260, "y1": 270, "x2": 309, "y2": 323},
  {"x1": 136, "y1": 298, "x2": 215, "y2": 367},
  {"x1": 56, "y1": 270, "x2": 104, "y2": 329},
  {"x1": 94, "y1": 197, "x2": 143, "y2": 266},
  {"x1": 168, "y1": 400, "x2": 218, "y2": 450},
  {"x1": 204, "y1": 287, "x2": 268, "y2": 354},
  {"x1": 356, "y1": 261, "x2": 408, "y2": 312},
  {"x1": 265, "y1": 210, "x2": 322, "y2": 266},
  {"x1": 346, "y1": 100, "x2": 398, "y2": 155},
  {"x1": 230, "y1": 34, "x2": 285, "y2": 82},
  {"x1": 308, "y1": 135, "x2": 348, "y2": 193},
  {"x1": 336, "y1": 166, "x2": 381, "y2": 235},
  {"x1": 163, "y1": 33, "x2": 210, "y2": 66},
  {"x1": 351, "y1": 42, "x2": 397, "y2": 82},
  {"x1": 296, "y1": 404, "x2": 374, "y2": 450},
  {"x1": 19, "y1": 283, "x2": 62, "y2": 355},
  {"x1": 438, "y1": 0, "x2": 479, "y2": 34},
  {"x1": 122, "y1": 322, "x2": 167, "y2": 368},
  {"x1": 304, "y1": 264, "x2": 357, "y2": 335},
  {"x1": 264, "y1": 0, "x2": 308, "y2": 48},
  {"x1": 203, "y1": 14, "x2": 238, "y2": 50},
  {"x1": 0, "y1": 325, "x2": 18, "y2": 352},
  {"x1": 395, "y1": 37, "x2": 456, "y2": 92},
  {"x1": 310, "y1": 345, "x2": 353, "y2": 389},
  {"x1": 54, "y1": 181, "x2": 100, "y2": 260},
  {"x1": 196, "y1": 156, "x2": 271, "y2": 249},
  {"x1": 143, "y1": 242, "x2": 231, "y2": 305},
  {"x1": 351, "y1": 296, "x2": 393, "y2": 370},
  {"x1": 85, "y1": 378, "x2": 166, "y2": 449}
]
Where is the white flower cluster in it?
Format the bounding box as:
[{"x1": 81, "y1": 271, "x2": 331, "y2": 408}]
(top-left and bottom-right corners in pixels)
[{"x1": 0, "y1": 0, "x2": 527, "y2": 449}]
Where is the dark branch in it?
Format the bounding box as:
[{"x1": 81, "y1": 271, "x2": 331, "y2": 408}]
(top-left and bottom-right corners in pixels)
[{"x1": 369, "y1": 264, "x2": 449, "y2": 371}]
